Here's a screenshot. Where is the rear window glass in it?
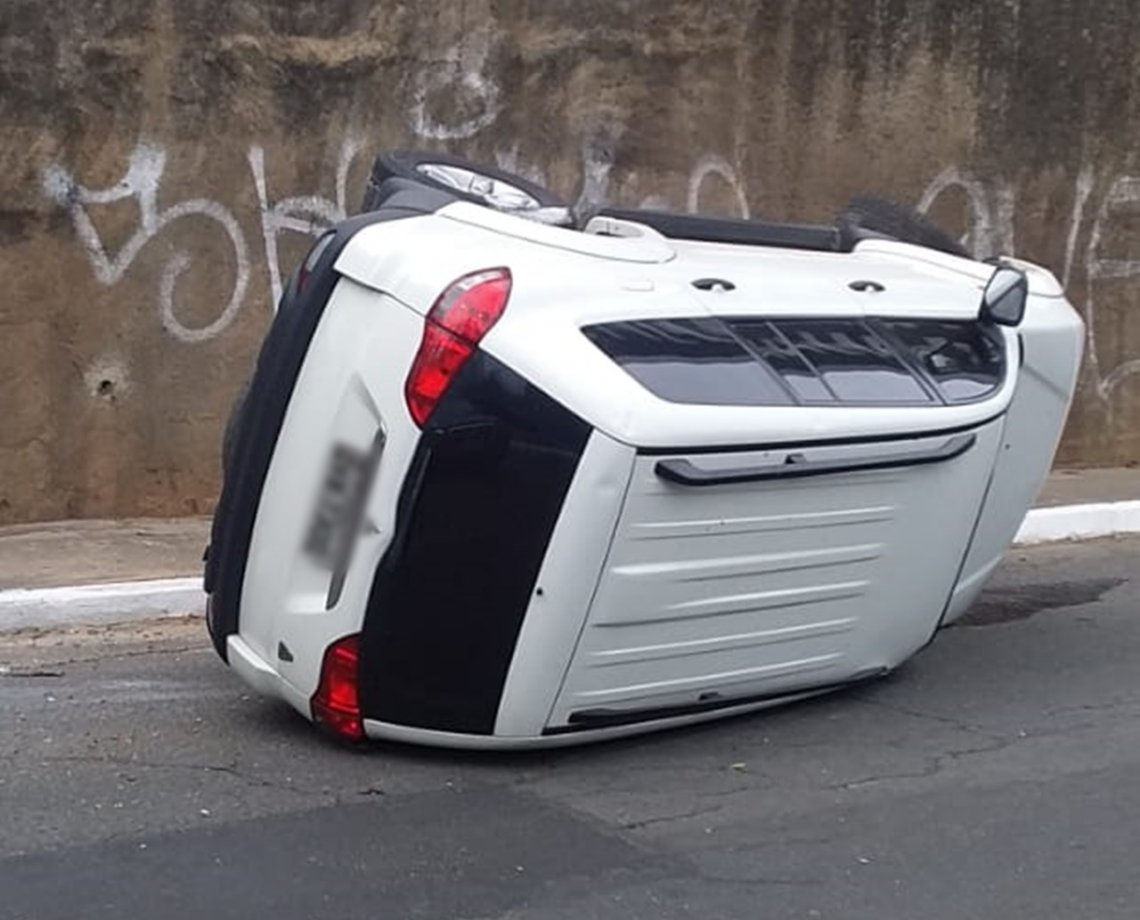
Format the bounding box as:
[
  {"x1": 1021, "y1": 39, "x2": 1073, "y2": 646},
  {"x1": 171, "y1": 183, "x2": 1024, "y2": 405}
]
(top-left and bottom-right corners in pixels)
[
  {"x1": 581, "y1": 319, "x2": 793, "y2": 406},
  {"x1": 761, "y1": 320, "x2": 935, "y2": 404},
  {"x1": 729, "y1": 322, "x2": 832, "y2": 402},
  {"x1": 582, "y1": 316, "x2": 1007, "y2": 408},
  {"x1": 879, "y1": 319, "x2": 1006, "y2": 403}
]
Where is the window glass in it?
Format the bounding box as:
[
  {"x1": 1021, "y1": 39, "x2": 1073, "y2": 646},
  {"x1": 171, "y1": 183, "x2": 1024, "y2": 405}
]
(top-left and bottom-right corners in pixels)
[
  {"x1": 880, "y1": 319, "x2": 1006, "y2": 403},
  {"x1": 730, "y1": 321, "x2": 834, "y2": 402},
  {"x1": 582, "y1": 319, "x2": 794, "y2": 406},
  {"x1": 772, "y1": 320, "x2": 934, "y2": 404}
]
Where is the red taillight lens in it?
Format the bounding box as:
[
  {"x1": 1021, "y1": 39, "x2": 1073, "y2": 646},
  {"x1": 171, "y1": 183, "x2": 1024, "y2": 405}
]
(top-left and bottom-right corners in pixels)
[
  {"x1": 404, "y1": 268, "x2": 512, "y2": 427},
  {"x1": 310, "y1": 634, "x2": 364, "y2": 743}
]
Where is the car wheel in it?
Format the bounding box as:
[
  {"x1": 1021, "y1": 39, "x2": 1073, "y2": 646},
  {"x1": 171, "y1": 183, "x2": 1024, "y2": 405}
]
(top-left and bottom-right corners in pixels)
[
  {"x1": 838, "y1": 195, "x2": 973, "y2": 259},
  {"x1": 362, "y1": 150, "x2": 571, "y2": 220}
]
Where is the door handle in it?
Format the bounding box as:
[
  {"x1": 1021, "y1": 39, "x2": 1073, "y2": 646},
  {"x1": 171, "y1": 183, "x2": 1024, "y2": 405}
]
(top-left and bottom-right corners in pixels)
[{"x1": 654, "y1": 433, "x2": 976, "y2": 487}]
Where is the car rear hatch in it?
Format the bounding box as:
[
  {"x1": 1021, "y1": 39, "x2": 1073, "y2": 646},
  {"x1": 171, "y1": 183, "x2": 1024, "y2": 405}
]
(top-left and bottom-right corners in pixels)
[
  {"x1": 537, "y1": 290, "x2": 1016, "y2": 730},
  {"x1": 546, "y1": 419, "x2": 1002, "y2": 730}
]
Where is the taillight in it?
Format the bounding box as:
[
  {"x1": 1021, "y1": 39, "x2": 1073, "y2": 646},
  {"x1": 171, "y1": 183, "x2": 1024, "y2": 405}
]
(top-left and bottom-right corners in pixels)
[
  {"x1": 310, "y1": 634, "x2": 364, "y2": 743},
  {"x1": 404, "y1": 268, "x2": 512, "y2": 427}
]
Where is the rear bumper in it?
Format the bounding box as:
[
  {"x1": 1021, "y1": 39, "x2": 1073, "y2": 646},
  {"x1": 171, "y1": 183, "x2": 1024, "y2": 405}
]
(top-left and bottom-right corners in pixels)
[{"x1": 226, "y1": 634, "x2": 320, "y2": 722}]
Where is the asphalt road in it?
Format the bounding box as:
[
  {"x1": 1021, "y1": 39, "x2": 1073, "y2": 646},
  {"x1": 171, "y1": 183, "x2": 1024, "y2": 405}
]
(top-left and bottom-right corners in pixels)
[{"x1": 1, "y1": 537, "x2": 1138, "y2": 920}]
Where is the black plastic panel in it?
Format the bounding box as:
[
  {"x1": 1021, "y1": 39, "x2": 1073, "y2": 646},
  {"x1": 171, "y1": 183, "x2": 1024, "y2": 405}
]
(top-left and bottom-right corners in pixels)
[
  {"x1": 655, "y1": 433, "x2": 976, "y2": 486},
  {"x1": 582, "y1": 319, "x2": 794, "y2": 406},
  {"x1": 547, "y1": 668, "x2": 890, "y2": 733},
  {"x1": 357, "y1": 352, "x2": 590, "y2": 735},
  {"x1": 879, "y1": 319, "x2": 1006, "y2": 403}
]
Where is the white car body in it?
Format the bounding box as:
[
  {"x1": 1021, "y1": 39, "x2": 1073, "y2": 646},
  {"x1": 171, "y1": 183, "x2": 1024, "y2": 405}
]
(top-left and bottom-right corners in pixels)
[{"x1": 205, "y1": 178, "x2": 1084, "y2": 749}]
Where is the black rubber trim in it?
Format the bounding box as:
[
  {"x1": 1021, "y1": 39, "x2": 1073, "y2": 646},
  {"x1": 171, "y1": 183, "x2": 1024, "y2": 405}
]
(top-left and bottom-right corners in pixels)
[
  {"x1": 356, "y1": 352, "x2": 591, "y2": 735},
  {"x1": 598, "y1": 207, "x2": 844, "y2": 253},
  {"x1": 839, "y1": 195, "x2": 972, "y2": 260},
  {"x1": 545, "y1": 669, "x2": 890, "y2": 734},
  {"x1": 635, "y1": 411, "x2": 1006, "y2": 457},
  {"x1": 203, "y1": 198, "x2": 447, "y2": 662},
  {"x1": 655, "y1": 433, "x2": 976, "y2": 487}
]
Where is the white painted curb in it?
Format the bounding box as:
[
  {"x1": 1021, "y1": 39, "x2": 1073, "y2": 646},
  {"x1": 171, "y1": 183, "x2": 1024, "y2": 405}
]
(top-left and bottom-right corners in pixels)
[
  {"x1": 1013, "y1": 501, "x2": 1140, "y2": 546},
  {"x1": 0, "y1": 577, "x2": 205, "y2": 632},
  {"x1": 0, "y1": 502, "x2": 1136, "y2": 632}
]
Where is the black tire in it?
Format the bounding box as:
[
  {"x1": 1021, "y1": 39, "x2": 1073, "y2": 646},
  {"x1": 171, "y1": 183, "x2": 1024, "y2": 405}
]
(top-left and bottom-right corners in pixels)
[
  {"x1": 361, "y1": 150, "x2": 568, "y2": 214},
  {"x1": 838, "y1": 195, "x2": 972, "y2": 259},
  {"x1": 221, "y1": 381, "x2": 249, "y2": 475}
]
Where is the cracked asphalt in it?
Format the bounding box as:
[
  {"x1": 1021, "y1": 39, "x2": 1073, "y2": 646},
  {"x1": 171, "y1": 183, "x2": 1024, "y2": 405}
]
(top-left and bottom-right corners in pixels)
[{"x1": 1, "y1": 537, "x2": 1138, "y2": 919}]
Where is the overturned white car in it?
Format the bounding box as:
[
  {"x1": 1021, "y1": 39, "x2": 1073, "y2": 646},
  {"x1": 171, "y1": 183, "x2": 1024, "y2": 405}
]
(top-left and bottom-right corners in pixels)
[{"x1": 204, "y1": 151, "x2": 1084, "y2": 748}]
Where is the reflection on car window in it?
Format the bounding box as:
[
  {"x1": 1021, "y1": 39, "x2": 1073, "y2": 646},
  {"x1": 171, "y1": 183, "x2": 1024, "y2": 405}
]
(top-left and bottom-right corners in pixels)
[
  {"x1": 765, "y1": 320, "x2": 934, "y2": 404},
  {"x1": 583, "y1": 316, "x2": 1006, "y2": 407},
  {"x1": 582, "y1": 319, "x2": 793, "y2": 406},
  {"x1": 879, "y1": 319, "x2": 1006, "y2": 403},
  {"x1": 729, "y1": 322, "x2": 833, "y2": 402}
]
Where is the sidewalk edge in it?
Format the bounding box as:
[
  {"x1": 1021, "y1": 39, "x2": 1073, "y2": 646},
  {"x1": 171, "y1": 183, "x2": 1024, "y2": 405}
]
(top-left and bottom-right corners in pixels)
[
  {"x1": 0, "y1": 577, "x2": 204, "y2": 632},
  {"x1": 1013, "y1": 500, "x2": 1140, "y2": 546},
  {"x1": 1, "y1": 502, "x2": 1137, "y2": 632}
]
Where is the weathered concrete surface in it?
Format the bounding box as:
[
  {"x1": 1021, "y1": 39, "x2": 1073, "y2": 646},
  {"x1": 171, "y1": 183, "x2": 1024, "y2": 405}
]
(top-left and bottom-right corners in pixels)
[{"x1": 2, "y1": 0, "x2": 1140, "y2": 523}]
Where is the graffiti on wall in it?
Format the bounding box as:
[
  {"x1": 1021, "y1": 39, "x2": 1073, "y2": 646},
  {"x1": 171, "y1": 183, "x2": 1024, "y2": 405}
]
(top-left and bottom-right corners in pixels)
[
  {"x1": 41, "y1": 138, "x2": 367, "y2": 344},
  {"x1": 917, "y1": 165, "x2": 1140, "y2": 401},
  {"x1": 41, "y1": 144, "x2": 251, "y2": 345},
  {"x1": 38, "y1": 31, "x2": 1139, "y2": 400}
]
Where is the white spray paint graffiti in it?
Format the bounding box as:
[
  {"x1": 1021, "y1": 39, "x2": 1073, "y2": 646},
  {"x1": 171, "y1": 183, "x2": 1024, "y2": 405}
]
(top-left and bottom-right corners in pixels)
[
  {"x1": 1062, "y1": 166, "x2": 1095, "y2": 290},
  {"x1": 40, "y1": 133, "x2": 1140, "y2": 405},
  {"x1": 409, "y1": 31, "x2": 502, "y2": 141},
  {"x1": 1082, "y1": 174, "x2": 1140, "y2": 399},
  {"x1": 576, "y1": 132, "x2": 618, "y2": 214},
  {"x1": 918, "y1": 164, "x2": 1140, "y2": 401},
  {"x1": 42, "y1": 137, "x2": 365, "y2": 337},
  {"x1": 688, "y1": 154, "x2": 751, "y2": 220},
  {"x1": 41, "y1": 144, "x2": 251, "y2": 344},
  {"x1": 249, "y1": 137, "x2": 364, "y2": 309},
  {"x1": 917, "y1": 165, "x2": 1016, "y2": 258}
]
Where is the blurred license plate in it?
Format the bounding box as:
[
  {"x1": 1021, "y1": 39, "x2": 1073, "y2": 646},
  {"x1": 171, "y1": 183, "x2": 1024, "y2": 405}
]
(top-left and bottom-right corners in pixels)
[{"x1": 303, "y1": 440, "x2": 377, "y2": 569}]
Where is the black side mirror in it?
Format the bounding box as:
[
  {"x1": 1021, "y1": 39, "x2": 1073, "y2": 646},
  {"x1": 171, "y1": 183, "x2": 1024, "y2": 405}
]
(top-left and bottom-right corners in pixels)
[{"x1": 980, "y1": 265, "x2": 1028, "y2": 327}]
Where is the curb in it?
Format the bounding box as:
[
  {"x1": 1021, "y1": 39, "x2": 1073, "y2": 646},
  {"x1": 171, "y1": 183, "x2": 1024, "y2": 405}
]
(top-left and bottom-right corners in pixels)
[
  {"x1": 1012, "y1": 500, "x2": 1140, "y2": 546},
  {"x1": 0, "y1": 577, "x2": 204, "y2": 632},
  {"x1": 0, "y1": 502, "x2": 1137, "y2": 634}
]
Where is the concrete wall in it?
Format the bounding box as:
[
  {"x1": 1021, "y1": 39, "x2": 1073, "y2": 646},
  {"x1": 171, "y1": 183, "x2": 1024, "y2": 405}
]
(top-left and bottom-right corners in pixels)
[{"x1": 2, "y1": 0, "x2": 1139, "y2": 524}]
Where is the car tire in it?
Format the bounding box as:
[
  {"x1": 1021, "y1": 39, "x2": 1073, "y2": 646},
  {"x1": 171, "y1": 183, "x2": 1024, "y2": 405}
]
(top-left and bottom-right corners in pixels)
[
  {"x1": 362, "y1": 150, "x2": 569, "y2": 215},
  {"x1": 838, "y1": 195, "x2": 973, "y2": 259}
]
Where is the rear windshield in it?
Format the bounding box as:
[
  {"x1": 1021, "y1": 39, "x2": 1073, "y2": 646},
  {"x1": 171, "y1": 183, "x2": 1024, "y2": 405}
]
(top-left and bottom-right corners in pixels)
[{"x1": 582, "y1": 317, "x2": 1006, "y2": 407}]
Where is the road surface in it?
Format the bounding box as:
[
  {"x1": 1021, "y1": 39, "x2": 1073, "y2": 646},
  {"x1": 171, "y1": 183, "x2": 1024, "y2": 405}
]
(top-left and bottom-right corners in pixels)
[{"x1": 1, "y1": 537, "x2": 1138, "y2": 919}]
